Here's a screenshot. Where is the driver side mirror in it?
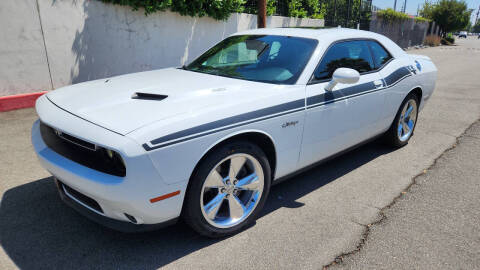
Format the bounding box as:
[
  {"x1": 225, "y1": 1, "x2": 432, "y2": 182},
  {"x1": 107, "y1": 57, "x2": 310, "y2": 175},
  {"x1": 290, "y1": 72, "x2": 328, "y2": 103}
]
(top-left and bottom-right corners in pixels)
[{"x1": 325, "y1": 68, "x2": 360, "y2": 91}]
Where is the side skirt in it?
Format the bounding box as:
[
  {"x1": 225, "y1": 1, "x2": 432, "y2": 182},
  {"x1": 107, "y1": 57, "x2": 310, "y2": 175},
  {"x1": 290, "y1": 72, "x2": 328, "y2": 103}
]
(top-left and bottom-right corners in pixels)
[{"x1": 272, "y1": 132, "x2": 386, "y2": 186}]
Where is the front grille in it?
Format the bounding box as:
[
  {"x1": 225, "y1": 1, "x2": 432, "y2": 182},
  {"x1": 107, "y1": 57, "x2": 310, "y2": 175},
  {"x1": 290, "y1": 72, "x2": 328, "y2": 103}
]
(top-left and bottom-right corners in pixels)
[
  {"x1": 40, "y1": 122, "x2": 126, "y2": 177},
  {"x1": 60, "y1": 182, "x2": 103, "y2": 214},
  {"x1": 56, "y1": 131, "x2": 96, "y2": 151}
]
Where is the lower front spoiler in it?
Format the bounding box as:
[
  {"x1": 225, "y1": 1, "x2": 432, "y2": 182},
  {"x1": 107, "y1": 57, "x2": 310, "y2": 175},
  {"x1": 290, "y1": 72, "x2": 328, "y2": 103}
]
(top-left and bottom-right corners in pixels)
[{"x1": 54, "y1": 178, "x2": 178, "y2": 233}]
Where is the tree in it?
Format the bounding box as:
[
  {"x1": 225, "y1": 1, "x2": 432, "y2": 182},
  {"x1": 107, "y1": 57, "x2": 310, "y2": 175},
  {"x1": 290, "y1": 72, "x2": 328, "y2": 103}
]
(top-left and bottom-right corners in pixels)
[
  {"x1": 465, "y1": 21, "x2": 472, "y2": 32},
  {"x1": 420, "y1": 0, "x2": 472, "y2": 36},
  {"x1": 473, "y1": 22, "x2": 480, "y2": 33},
  {"x1": 419, "y1": 1, "x2": 435, "y2": 19}
]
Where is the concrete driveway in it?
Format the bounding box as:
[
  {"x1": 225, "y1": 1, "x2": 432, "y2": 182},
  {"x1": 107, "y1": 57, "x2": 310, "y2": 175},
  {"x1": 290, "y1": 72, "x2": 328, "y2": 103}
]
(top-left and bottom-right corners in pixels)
[{"x1": 1, "y1": 37, "x2": 479, "y2": 270}]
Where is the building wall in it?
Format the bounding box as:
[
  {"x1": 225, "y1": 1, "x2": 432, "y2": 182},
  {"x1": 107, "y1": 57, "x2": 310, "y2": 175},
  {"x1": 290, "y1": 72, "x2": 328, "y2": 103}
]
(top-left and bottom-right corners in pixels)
[
  {"x1": 0, "y1": 0, "x2": 52, "y2": 96},
  {"x1": 369, "y1": 13, "x2": 429, "y2": 49},
  {"x1": 0, "y1": 0, "x2": 324, "y2": 96}
]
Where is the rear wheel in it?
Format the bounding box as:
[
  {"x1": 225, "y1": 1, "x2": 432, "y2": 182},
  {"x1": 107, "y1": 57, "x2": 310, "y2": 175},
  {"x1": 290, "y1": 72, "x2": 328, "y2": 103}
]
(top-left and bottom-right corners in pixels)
[
  {"x1": 385, "y1": 93, "x2": 419, "y2": 147},
  {"x1": 183, "y1": 141, "x2": 271, "y2": 238}
]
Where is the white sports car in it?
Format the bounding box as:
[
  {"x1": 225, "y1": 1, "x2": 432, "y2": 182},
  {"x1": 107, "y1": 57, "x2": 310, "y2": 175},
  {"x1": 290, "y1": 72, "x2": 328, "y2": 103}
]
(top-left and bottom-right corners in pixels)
[{"x1": 32, "y1": 28, "x2": 437, "y2": 237}]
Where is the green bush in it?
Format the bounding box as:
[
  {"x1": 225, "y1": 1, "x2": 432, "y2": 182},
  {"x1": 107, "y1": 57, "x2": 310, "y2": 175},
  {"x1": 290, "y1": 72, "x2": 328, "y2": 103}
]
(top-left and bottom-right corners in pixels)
[
  {"x1": 267, "y1": 0, "x2": 277, "y2": 16},
  {"x1": 244, "y1": 0, "x2": 277, "y2": 16},
  {"x1": 444, "y1": 33, "x2": 455, "y2": 44},
  {"x1": 414, "y1": 16, "x2": 430, "y2": 23},
  {"x1": 100, "y1": 0, "x2": 245, "y2": 20},
  {"x1": 288, "y1": 0, "x2": 307, "y2": 18},
  {"x1": 377, "y1": 8, "x2": 410, "y2": 23},
  {"x1": 303, "y1": 0, "x2": 326, "y2": 19},
  {"x1": 99, "y1": 0, "x2": 325, "y2": 20}
]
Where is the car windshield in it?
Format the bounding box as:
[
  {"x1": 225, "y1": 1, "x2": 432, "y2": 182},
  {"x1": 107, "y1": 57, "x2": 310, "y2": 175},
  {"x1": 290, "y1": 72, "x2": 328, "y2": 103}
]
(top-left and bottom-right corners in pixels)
[{"x1": 185, "y1": 35, "x2": 318, "y2": 84}]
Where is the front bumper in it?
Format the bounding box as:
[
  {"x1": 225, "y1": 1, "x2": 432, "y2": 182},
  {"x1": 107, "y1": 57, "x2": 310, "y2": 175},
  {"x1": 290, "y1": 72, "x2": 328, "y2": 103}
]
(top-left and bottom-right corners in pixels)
[
  {"x1": 32, "y1": 95, "x2": 188, "y2": 228},
  {"x1": 54, "y1": 178, "x2": 177, "y2": 232}
]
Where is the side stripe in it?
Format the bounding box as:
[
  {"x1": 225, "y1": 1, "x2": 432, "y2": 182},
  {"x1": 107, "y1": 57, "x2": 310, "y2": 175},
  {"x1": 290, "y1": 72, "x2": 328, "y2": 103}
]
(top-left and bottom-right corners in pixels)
[
  {"x1": 143, "y1": 107, "x2": 304, "y2": 151},
  {"x1": 144, "y1": 66, "x2": 412, "y2": 151},
  {"x1": 384, "y1": 66, "x2": 411, "y2": 86},
  {"x1": 149, "y1": 99, "x2": 305, "y2": 146},
  {"x1": 307, "y1": 81, "x2": 376, "y2": 107}
]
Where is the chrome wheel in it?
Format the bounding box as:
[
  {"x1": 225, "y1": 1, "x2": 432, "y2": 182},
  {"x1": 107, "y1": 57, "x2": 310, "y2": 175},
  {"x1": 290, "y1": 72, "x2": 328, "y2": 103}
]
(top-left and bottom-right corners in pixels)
[
  {"x1": 200, "y1": 153, "x2": 264, "y2": 228},
  {"x1": 397, "y1": 99, "x2": 418, "y2": 142}
]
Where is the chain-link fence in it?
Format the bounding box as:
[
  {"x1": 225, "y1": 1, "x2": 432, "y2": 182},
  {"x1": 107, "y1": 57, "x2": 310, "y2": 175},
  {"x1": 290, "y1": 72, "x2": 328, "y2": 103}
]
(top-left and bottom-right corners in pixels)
[
  {"x1": 323, "y1": 0, "x2": 372, "y2": 29},
  {"x1": 241, "y1": 0, "x2": 372, "y2": 30}
]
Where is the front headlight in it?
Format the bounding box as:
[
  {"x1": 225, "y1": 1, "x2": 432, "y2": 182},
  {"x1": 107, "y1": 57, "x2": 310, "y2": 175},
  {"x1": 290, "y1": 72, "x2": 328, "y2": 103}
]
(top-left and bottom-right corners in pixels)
[
  {"x1": 100, "y1": 147, "x2": 126, "y2": 177},
  {"x1": 105, "y1": 149, "x2": 114, "y2": 159}
]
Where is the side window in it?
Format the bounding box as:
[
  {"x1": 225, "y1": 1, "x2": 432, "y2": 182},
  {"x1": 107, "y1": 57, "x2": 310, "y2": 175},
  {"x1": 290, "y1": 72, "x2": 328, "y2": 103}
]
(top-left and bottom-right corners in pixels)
[
  {"x1": 368, "y1": 41, "x2": 392, "y2": 69},
  {"x1": 313, "y1": 40, "x2": 374, "y2": 81}
]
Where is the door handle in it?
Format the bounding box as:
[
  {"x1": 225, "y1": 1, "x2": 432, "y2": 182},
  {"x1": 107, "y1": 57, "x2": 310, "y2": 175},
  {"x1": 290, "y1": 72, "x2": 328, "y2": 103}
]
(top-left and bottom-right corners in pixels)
[{"x1": 374, "y1": 80, "x2": 383, "y2": 88}]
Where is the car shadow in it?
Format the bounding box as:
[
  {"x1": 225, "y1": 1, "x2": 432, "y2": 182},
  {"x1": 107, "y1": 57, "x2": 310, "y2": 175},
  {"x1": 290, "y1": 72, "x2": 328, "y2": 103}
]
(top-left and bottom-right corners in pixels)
[{"x1": 0, "y1": 140, "x2": 394, "y2": 269}]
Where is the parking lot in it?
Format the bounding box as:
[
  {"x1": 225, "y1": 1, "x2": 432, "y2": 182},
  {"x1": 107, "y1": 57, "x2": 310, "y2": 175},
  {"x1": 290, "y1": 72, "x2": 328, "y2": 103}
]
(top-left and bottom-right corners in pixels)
[{"x1": 1, "y1": 37, "x2": 479, "y2": 269}]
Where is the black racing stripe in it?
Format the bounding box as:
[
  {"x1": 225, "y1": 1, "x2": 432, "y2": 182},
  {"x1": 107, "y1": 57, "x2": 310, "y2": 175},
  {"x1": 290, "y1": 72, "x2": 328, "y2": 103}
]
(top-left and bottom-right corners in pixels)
[
  {"x1": 308, "y1": 88, "x2": 379, "y2": 109},
  {"x1": 150, "y1": 99, "x2": 305, "y2": 146},
  {"x1": 384, "y1": 67, "x2": 411, "y2": 86},
  {"x1": 306, "y1": 81, "x2": 376, "y2": 106},
  {"x1": 144, "y1": 107, "x2": 305, "y2": 151},
  {"x1": 145, "y1": 66, "x2": 412, "y2": 151}
]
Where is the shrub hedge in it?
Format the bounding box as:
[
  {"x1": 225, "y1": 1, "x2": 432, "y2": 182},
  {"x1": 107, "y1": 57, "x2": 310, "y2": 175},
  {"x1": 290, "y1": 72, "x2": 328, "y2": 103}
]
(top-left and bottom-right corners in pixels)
[
  {"x1": 99, "y1": 0, "x2": 325, "y2": 20},
  {"x1": 377, "y1": 8, "x2": 410, "y2": 22},
  {"x1": 444, "y1": 33, "x2": 455, "y2": 44},
  {"x1": 414, "y1": 16, "x2": 430, "y2": 23},
  {"x1": 377, "y1": 8, "x2": 430, "y2": 24},
  {"x1": 100, "y1": 0, "x2": 244, "y2": 20},
  {"x1": 424, "y1": 35, "x2": 441, "y2": 46}
]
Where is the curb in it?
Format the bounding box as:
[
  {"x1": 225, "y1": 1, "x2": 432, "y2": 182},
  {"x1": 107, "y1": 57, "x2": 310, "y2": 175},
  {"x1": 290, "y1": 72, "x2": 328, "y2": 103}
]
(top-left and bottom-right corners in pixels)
[{"x1": 0, "y1": 91, "x2": 47, "y2": 112}]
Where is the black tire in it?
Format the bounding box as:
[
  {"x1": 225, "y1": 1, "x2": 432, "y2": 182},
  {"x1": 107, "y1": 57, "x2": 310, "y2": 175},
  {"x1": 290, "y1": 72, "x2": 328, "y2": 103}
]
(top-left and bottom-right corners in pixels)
[
  {"x1": 182, "y1": 141, "x2": 271, "y2": 238},
  {"x1": 384, "y1": 93, "x2": 419, "y2": 147}
]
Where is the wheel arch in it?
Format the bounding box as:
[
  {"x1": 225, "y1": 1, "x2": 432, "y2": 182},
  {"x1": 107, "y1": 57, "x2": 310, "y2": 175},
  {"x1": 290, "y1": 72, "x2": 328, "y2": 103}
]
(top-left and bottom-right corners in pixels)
[
  {"x1": 385, "y1": 85, "x2": 424, "y2": 138},
  {"x1": 409, "y1": 86, "x2": 423, "y2": 104},
  {"x1": 190, "y1": 130, "x2": 277, "y2": 184}
]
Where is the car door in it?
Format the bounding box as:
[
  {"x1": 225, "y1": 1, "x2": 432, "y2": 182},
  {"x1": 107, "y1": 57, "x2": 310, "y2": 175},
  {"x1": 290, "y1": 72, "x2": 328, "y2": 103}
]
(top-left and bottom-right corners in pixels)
[
  {"x1": 298, "y1": 40, "x2": 385, "y2": 168},
  {"x1": 367, "y1": 40, "x2": 413, "y2": 130}
]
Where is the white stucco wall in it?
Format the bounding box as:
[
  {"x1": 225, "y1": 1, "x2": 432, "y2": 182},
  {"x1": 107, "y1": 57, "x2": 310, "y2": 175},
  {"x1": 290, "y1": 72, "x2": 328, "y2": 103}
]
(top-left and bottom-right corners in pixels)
[
  {"x1": 0, "y1": 0, "x2": 324, "y2": 96},
  {"x1": 0, "y1": 0, "x2": 52, "y2": 96}
]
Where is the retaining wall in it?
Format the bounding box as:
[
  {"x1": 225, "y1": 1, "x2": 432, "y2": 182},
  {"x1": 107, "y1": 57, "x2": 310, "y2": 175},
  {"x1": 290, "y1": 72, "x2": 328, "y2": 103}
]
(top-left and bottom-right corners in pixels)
[
  {"x1": 0, "y1": 0, "x2": 324, "y2": 96},
  {"x1": 369, "y1": 13, "x2": 430, "y2": 49}
]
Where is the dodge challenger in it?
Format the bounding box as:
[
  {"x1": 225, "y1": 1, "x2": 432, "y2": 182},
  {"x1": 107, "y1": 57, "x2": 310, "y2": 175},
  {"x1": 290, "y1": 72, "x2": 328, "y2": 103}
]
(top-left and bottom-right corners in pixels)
[{"x1": 32, "y1": 28, "x2": 437, "y2": 237}]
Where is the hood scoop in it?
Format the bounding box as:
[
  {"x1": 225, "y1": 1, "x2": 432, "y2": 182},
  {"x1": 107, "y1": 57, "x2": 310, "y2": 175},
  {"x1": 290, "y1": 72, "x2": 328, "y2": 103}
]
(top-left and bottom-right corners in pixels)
[{"x1": 131, "y1": 92, "x2": 168, "y2": 101}]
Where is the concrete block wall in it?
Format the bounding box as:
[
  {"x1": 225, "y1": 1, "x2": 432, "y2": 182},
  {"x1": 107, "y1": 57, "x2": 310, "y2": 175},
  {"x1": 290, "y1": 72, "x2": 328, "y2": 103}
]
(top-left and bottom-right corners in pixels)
[
  {"x1": 369, "y1": 13, "x2": 430, "y2": 49},
  {"x1": 0, "y1": 0, "x2": 52, "y2": 96},
  {"x1": 0, "y1": 0, "x2": 324, "y2": 96}
]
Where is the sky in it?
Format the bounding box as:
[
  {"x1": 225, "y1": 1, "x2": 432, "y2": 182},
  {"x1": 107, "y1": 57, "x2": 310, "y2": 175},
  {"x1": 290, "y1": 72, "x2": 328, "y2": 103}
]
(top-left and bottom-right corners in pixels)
[{"x1": 372, "y1": 0, "x2": 479, "y2": 23}]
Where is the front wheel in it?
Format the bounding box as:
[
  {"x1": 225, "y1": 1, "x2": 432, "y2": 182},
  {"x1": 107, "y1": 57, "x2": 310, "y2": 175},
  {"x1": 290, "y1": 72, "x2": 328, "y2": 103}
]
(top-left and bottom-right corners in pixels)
[
  {"x1": 183, "y1": 141, "x2": 271, "y2": 238},
  {"x1": 385, "y1": 93, "x2": 419, "y2": 147}
]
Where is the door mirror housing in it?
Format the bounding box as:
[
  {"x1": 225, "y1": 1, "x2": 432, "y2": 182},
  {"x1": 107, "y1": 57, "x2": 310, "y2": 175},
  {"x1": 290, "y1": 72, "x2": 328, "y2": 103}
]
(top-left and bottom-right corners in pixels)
[{"x1": 325, "y1": 68, "x2": 360, "y2": 91}]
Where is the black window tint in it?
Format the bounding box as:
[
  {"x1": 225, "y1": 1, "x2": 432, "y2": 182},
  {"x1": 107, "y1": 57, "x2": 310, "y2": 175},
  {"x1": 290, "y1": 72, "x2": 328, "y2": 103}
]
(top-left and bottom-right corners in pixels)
[
  {"x1": 313, "y1": 40, "x2": 374, "y2": 81},
  {"x1": 368, "y1": 41, "x2": 392, "y2": 69}
]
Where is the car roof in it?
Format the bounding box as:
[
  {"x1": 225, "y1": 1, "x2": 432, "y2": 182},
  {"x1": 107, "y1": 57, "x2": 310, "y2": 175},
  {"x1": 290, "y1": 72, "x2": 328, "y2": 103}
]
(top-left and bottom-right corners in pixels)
[
  {"x1": 231, "y1": 27, "x2": 406, "y2": 57},
  {"x1": 233, "y1": 27, "x2": 377, "y2": 40}
]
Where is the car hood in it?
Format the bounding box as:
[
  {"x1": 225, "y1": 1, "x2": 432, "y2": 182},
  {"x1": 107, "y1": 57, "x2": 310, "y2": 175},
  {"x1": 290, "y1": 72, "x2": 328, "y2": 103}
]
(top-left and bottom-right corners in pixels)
[{"x1": 47, "y1": 68, "x2": 270, "y2": 135}]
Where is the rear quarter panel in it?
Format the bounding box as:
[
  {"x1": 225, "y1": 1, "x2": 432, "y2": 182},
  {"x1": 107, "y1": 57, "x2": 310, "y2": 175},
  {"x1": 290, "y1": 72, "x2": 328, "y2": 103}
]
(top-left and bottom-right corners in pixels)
[
  {"x1": 410, "y1": 56, "x2": 437, "y2": 110},
  {"x1": 377, "y1": 53, "x2": 436, "y2": 130}
]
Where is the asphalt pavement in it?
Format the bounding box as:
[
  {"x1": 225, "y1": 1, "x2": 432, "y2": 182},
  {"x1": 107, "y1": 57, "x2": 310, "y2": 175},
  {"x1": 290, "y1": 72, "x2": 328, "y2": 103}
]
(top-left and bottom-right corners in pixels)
[
  {"x1": 330, "y1": 120, "x2": 480, "y2": 269},
  {"x1": 1, "y1": 37, "x2": 479, "y2": 269}
]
